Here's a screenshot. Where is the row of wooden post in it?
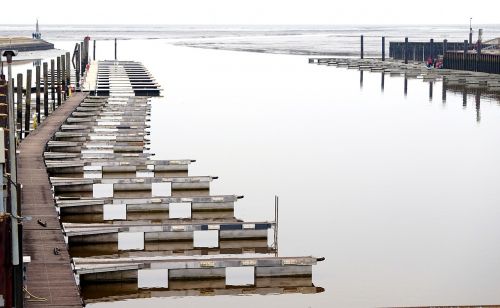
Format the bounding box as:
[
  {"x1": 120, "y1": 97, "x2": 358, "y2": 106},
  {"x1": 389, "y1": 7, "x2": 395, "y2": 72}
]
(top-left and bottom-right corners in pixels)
[
  {"x1": 359, "y1": 35, "x2": 472, "y2": 64},
  {"x1": 13, "y1": 52, "x2": 72, "y2": 140},
  {"x1": 360, "y1": 35, "x2": 386, "y2": 61}
]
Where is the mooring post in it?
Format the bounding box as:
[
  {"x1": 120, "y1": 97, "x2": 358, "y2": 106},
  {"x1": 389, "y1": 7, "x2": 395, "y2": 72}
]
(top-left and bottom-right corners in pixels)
[
  {"x1": 61, "y1": 54, "x2": 66, "y2": 101},
  {"x1": 274, "y1": 195, "x2": 279, "y2": 257},
  {"x1": 50, "y1": 59, "x2": 55, "y2": 110},
  {"x1": 463, "y1": 40, "x2": 468, "y2": 70},
  {"x1": 25, "y1": 69, "x2": 32, "y2": 134},
  {"x1": 43, "y1": 62, "x2": 48, "y2": 117},
  {"x1": 80, "y1": 42, "x2": 84, "y2": 75},
  {"x1": 114, "y1": 38, "x2": 117, "y2": 60},
  {"x1": 75, "y1": 43, "x2": 81, "y2": 89},
  {"x1": 56, "y1": 56, "x2": 62, "y2": 106},
  {"x1": 382, "y1": 36, "x2": 386, "y2": 61},
  {"x1": 429, "y1": 38, "x2": 434, "y2": 60},
  {"x1": 404, "y1": 37, "x2": 409, "y2": 64},
  {"x1": 93, "y1": 39, "x2": 96, "y2": 61},
  {"x1": 360, "y1": 35, "x2": 364, "y2": 59},
  {"x1": 16, "y1": 73, "x2": 22, "y2": 140},
  {"x1": 65, "y1": 52, "x2": 71, "y2": 91},
  {"x1": 35, "y1": 65, "x2": 41, "y2": 124}
]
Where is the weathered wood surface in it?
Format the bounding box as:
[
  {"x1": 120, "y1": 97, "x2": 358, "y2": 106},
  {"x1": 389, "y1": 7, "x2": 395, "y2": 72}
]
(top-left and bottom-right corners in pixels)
[{"x1": 18, "y1": 92, "x2": 87, "y2": 308}]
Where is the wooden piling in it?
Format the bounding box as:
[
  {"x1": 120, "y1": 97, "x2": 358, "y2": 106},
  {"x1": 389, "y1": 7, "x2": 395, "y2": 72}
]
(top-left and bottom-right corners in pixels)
[
  {"x1": 381, "y1": 36, "x2": 385, "y2": 61},
  {"x1": 43, "y1": 62, "x2": 49, "y2": 117},
  {"x1": 25, "y1": 70, "x2": 32, "y2": 134},
  {"x1": 463, "y1": 40, "x2": 468, "y2": 70},
  {"x1": 360, "y1": 35, "x2": 364, "y2": 59},
  {"x1": 429, "y1": 38, "x2": 434, "y2": 60},
  {"x1": 57, "y1": 56, "x2": 62, "y2": 106},
  {"x1": 78, "y1": 42, "x2": 85, "y2": 76},
  {"x1": 36, "y1": 65, "x2": 41, "y2": 124},
  {"x1": 404, "y1": 37, "x2": 408, "y2": 64},
  {"x1": 51, "y1": 59, "x2": 55, "y2": 110},
  {"x1": 16, "y1": 74, "x2": 22, "y2": 140},
  {"x1": 66, "y1": 52, "x2": 71, "y2": 91},
  {"x1": 61, "y1": 54, "x2": 67, "y2": 101},
  {"x1": 75, "y1": 44, "x2": 81, "y2": 89}
]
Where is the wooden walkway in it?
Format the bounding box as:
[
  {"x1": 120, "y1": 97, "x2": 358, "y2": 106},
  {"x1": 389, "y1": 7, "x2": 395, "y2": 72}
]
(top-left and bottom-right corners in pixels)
[{"x1": 19, "y1": 92, "x2": 87, "y2": 307}]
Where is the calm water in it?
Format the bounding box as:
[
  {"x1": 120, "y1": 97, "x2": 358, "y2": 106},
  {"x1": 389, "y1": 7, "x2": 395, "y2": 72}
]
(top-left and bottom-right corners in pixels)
[
  {"x1": 5, "y1": 25, "x2": 500, "y2": 306},
  {"x1": 3, "y1": 24, "x2": 500, "y2": 56}
]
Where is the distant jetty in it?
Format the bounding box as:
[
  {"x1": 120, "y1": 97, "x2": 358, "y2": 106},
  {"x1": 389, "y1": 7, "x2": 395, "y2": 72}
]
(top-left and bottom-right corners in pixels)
[{"x1": 0, "y1": 37, "x2": 54, "y2": 52}]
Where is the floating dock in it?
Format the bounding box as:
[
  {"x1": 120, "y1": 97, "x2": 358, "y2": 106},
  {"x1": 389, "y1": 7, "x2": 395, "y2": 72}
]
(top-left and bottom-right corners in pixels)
[{"x1": 17, "y1": 57, "x2": 323, "y2": 306}]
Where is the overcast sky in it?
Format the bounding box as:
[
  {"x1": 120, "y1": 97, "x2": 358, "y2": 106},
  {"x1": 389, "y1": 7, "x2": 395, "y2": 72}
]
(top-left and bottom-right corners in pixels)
[{"x1": 1, "y1": 0, "x2": 499, "y2": 25}]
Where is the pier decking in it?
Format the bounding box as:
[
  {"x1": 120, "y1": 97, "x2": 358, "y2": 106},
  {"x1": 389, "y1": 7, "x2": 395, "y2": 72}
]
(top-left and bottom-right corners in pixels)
[
  {"x1": 15, "y1": 57, "x2": 323, "y2": 306},
  {"x1": 19, "y1": 92, "x2": 87, "y2": 307}
]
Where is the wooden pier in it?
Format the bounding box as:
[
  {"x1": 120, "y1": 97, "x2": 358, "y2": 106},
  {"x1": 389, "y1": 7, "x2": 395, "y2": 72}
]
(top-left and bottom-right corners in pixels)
[
  {"x1": 18, "y1": 93, "x2": 87, "y2": 307},
  {"x1": 12, "y1": 53, "x2": 324, "y2": 306}
]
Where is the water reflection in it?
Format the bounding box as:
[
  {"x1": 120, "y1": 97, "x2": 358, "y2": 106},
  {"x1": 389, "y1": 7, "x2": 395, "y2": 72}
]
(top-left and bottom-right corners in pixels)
[
  {"x1": 81, "y1": 276, "x2": 324, "y2": 304},
  {"x1": 372, "y1": 71, "x2": 500, "y2": 123}
]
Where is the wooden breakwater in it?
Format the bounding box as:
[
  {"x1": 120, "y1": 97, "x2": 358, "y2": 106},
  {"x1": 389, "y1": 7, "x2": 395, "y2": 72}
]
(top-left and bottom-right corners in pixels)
[
  {"x1": 443, "y1": 51, "x2": 500, "y2": 74},
  {"x1": 389, "y1": 40, "x2": 471, "y2": 61}
]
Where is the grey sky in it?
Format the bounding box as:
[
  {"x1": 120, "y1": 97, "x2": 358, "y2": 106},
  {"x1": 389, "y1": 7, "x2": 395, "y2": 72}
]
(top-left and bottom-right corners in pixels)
[{"x1": 1, "y1": 0, "x2": 499, "y2": 25}]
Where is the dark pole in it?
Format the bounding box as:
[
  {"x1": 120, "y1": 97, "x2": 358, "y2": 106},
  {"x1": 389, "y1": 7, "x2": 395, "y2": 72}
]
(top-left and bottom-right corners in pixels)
[
  {"x1": 382, "y1": 36, "x2": 385, "y2": 61},
  {"x1": 115, "y1": 38, "x2": 117, "y2": 60},
  {"x1": 16, "y1": 74, "x2": 22, "y2": 140},
  {"x1": 25, "y1": 69, "x2": 31, "y2": 135},
  {"x1": 43, "y1": 62, "x2": 48, "y2": 117},
  {"x1": 404, "y1": 37, "x2": 409, "y2": 64},
  {"x1": 56, "y1": 56, "x2": 61, "y2": 106},
  {"x1": 463, "y1": 40, "x2": 468, "y2": 70},
  {"x1": 360, "y1": 35, "x2": 364, "y2": 59},
  {"x1": 443, "y1": 39, "x2": 448, "y2": 55},
  {"x1": 469, "y1": 17, "x2": 473, "y2": 50},
  {"x1": 429, "y1": 38, "x2": 434, "y2": 60},
  {"x1": 50, "y1": 59, "x2": 55, "y2": 110},
  {"x1": 93, "y1": 39, "x2": 96, "y2": 61},
  {"x1": 35, "y1": 65, "x2": 41, "y2": 124}
]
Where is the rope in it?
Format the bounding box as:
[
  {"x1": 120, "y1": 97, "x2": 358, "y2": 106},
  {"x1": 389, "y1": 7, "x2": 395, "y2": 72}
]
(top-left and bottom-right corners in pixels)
[{"x1": 23, "y1": 287, "x2": 47, "y2": 302}]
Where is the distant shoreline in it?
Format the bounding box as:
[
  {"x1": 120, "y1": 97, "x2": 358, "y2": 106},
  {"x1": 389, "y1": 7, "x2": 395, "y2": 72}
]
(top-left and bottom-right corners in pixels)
[{"x1": 0, "y1": 36, "x2": 54, "y2": 51}]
